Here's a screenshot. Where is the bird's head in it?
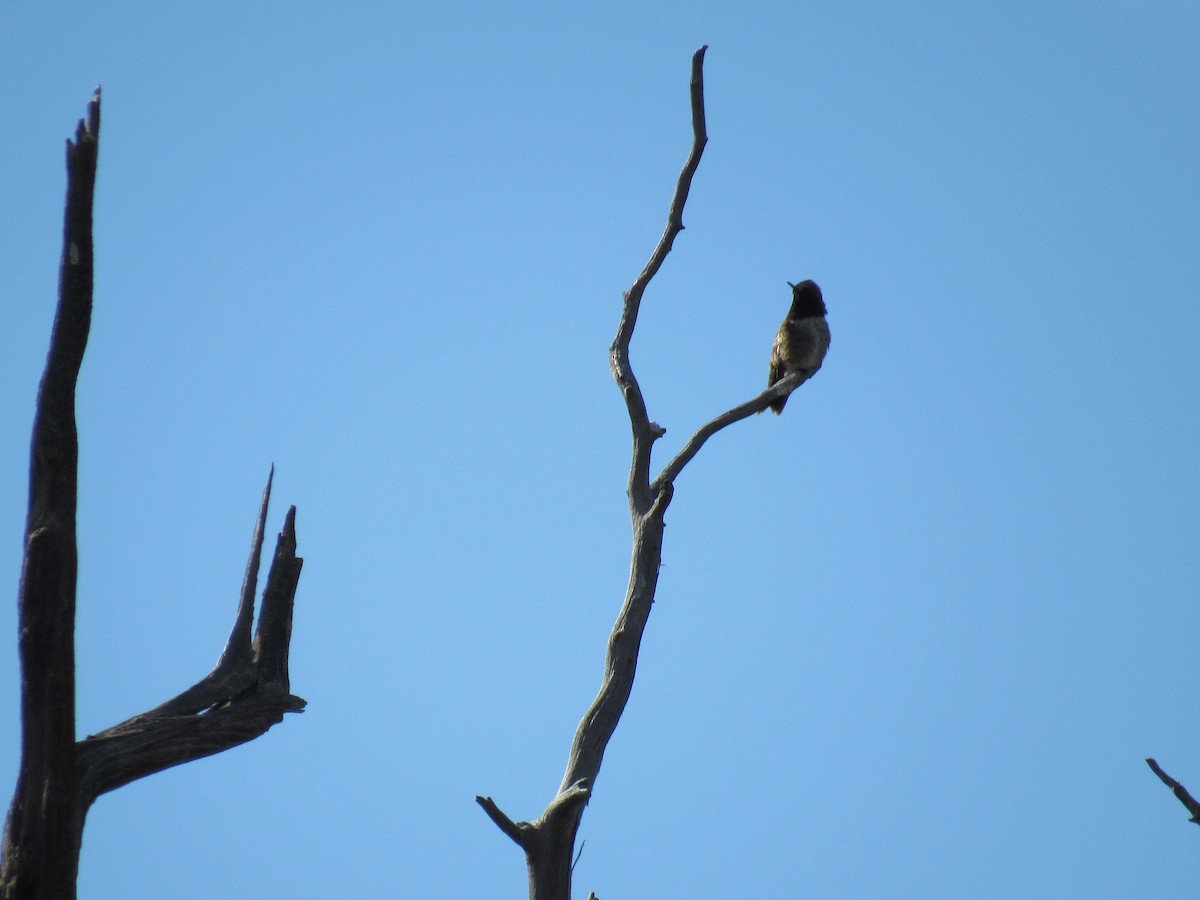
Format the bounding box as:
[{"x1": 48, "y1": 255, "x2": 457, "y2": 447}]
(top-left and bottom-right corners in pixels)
[{"x1": 787, "y1": 279, "x2": 826, "y2": 317}]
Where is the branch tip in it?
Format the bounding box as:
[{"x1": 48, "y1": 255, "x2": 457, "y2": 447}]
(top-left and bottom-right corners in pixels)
[
  {"x1": 1146, "y1": 757, "x2": 1200, "y2": 824},
  {"x1": 263, "y1": 465, "x2": 276, "y2": 504},
  {"x1": 73, "y1": 89, "x2": 101, "y2": 150},
  {"x1": 613, "y1": 44, "x2": 709, "y2": 501},
  {"x1": 87, "y1": 88, "x2": 101, "y2": 127},
  {"x1": 476, "y1": 795, "x2": 529, "y2": 848}
]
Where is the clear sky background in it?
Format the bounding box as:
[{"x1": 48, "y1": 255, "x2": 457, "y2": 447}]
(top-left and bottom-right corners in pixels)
[{"x1": 2, "y1": 2, "x2": 1198, "y2": 897}]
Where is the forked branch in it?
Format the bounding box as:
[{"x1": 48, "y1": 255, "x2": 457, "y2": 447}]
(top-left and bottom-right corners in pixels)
[
  {"x1": 75, "y1": 476, "x2": 306, "y2": 804},
  {"x1": 0, "y1": 91, "x2": 306, "y2": 900},
  {"x1": 482, "y1": 45, "x2": 822, "y2": 900}
]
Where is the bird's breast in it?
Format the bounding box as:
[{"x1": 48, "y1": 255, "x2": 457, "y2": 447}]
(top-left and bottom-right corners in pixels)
[{"x1": 789, "y1": 317, "x2": 831, "y2": 368}]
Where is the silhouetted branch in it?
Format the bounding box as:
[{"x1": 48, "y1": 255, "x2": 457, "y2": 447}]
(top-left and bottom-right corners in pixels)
[
  {"x1": 1, "y1": 91, "x2": 306, "y2": 900},
  {"x1": 610, "y1": 45, "x2": 708, "y2": 515},
  {"x1": 1146, "y1": 758, "x2": 1200, "y2": 825},
  {"x1": 0, "y1": 87, "x2": 101, "y2": 900},
  {"x1": 254, "y1": 504, "x2": 303, "y2": 690},
  {"x1": 654, "y1": 370, "x2": 806, "y2": 489},
  {"x1": 481, "y1": 47, "x2": 711, "y2": 900},
  {"x1": 145, "y1": 470, "x2": 276, "y2": 718},
  {"x1": 76, "y1": 488, "x2": 306, "y2": 805},
  {"x1": 482, "y1": 44, "x2": 820, "y2": 899}
]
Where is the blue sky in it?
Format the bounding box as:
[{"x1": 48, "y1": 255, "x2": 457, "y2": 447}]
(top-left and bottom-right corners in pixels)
[{"x1": 2, "y1": 2, "x2": 1199, "y2": 897}]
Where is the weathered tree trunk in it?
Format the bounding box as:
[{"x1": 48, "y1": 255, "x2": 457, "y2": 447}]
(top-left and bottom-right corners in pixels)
[
  {"x1": 0, "y1": 89, "x2": 100, "y2": 900},
  {"x1": 1, "y1": 90, "x2": 306, "y2": 900}
]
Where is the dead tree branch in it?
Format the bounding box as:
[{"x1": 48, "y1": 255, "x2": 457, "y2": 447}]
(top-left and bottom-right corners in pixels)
[
  {"x1": 476, "y1": 794, "x2": 531, "y2": 849},
  {"x1": 1146, "y1": 758, "x2": 1200, "y2": 826},
  {"x1": 0, "y1": 90, "x2": 305, "y2": 900},
  {"x1": 611, "y1": 46, "x2": 709, "y2": 516},
  {"x1": 654, "y1": 369, "x2": 807, "y2": 489},
  {"x1": 481, "y1": 44, "x2": 825, "y2": 900},
  {"x1": 75, "y1": 482, "x2": 305, "y2": 803},
  {"x1": 0, "y1": 88, "x2": 101, "y2": 900}
]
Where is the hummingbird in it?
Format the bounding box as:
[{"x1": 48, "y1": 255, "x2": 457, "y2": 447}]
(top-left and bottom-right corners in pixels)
[{"x1": 765, "y1": 280, "x2": 830, "y2": 414}]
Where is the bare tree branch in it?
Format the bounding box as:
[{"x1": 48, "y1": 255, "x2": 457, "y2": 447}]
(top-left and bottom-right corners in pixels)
[
  {"x1": 481, "y1": 47, "x2": 711, "y2": 900},
  {"x1": 144, "y1": 469, "x2": 276, "y2": 718},
  {"x1": 558, "y1": 480, "x2": 670, "y2": 793},
  {"x1": 482, "y1": 44, "x2": 822, "y2": 899},
  {"x1": 254, "y1": 504, "x2": 303, "y2": 691},
  {"x1": 654, "y1": 370, "x2": 807, "y2": 489},
  {"x1": 1146, "y1": 758, "x2": 1200, "y2": 826},
  {"x1": 475, "y1": 795, "x2": 531, "y2": 849},
  {"x1": 610, "y1": 45, "x2": 708, "y2": 514},
  {"x1": 75, "y1": 492, "x2": 306, "y2": 805}
]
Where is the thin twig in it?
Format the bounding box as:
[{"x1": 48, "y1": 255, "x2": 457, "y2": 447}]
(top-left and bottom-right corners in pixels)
[{"x1": 654, "y1": 371, "x2": 806, "y2": 489}]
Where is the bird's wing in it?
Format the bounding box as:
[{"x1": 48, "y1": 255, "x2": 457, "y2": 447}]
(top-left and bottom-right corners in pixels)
[{"x1": 767, "y1": 328, "x2": 788, "y2": 387}]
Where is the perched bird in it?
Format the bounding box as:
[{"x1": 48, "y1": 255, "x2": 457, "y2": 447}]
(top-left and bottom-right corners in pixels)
[{"x1": 765, "y1": 279, "x2": 830, "y2": 414}]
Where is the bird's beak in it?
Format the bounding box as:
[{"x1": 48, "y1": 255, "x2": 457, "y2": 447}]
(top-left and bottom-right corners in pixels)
[{"x1": 786, "y1": 281, "x2": 796, "y2": 289}]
